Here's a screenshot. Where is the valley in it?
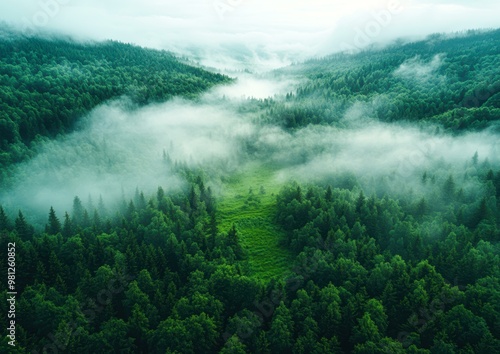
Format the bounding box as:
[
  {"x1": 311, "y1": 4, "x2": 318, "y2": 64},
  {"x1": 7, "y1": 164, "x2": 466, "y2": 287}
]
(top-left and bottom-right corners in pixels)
[{"x1": 0, "y1": 28, "x2": 499, "y2": 353}]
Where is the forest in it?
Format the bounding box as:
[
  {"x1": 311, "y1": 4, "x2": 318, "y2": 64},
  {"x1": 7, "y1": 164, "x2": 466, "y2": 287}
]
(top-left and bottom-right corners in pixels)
[
  {"x1": 266, "y1": 29, "x2": 500, "y2": 131},
  {"x1": 0, "y1": 33, "x2": 231, "y2": 172},
  {"x1": 0, "y1": 29, "x2": 499, "y2": 353}
]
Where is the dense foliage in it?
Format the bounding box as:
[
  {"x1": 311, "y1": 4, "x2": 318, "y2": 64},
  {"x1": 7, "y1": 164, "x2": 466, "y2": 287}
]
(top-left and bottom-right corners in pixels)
[
  {"x1": 273, "y1": 171, "x2": 499, "y2": 353},
  {"x1": 1, "y1": 163, "x2": 498, "y2": 353},
  {"x1": 0, "y1": 33, "x2": 231, "y2": 169},
  {"x1": 266, "y1": 29, "x2": 500, "y2": 131},
  {"x1": 0, "y1": 174, "x2": 259, "y2": 353},
  {"x1": 1, "y1": 29, "x2": 499, "y2": 353}
]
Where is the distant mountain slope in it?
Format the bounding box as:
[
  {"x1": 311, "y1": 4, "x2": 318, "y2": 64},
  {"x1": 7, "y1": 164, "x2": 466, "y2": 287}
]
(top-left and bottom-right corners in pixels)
[
  {"x1": 270, "y1": 29, "x2": 500, "y2": 131},
  {"x1": 0, "y1": 33, "x2": 231, "y2": 168}
]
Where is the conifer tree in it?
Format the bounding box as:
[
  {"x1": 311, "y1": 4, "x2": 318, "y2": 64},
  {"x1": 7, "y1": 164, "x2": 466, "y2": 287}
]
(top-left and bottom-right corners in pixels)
[
  {"x1": 0, "y1": 206, "x2": 10, "y2": 231},
  {"x1": 15, "y1": 210, "x2": 33, "y2": 239},
  {"x1": 46, "y1": 206, "x2": 61, "y2": 235}
]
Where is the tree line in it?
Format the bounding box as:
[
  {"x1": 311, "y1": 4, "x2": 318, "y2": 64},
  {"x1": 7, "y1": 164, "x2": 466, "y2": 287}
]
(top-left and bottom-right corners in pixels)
[
  {"x1": 0, "y1": 33, "x2": 231, "y2": 172},
  {"x1": 1, "y1": 160, "x2": 498, "y2": 352},
  {"x1": 264, "y1": 29, "x2": 500, "y2": 132}
]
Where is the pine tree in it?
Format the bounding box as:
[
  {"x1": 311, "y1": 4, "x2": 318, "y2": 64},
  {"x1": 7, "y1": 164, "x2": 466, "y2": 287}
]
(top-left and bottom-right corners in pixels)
[
  {"x1": 72, "y1": 196, "x2": 84, "y2": 226},
  {"x1": 93, "y1": 210, "x2": 102, "y2": 231},
  {"x1": 469, "y1": 198, "x2": 488, "y2": 228},
  {"x1": 422, "y1": 171, "x2": 428, "y2": 184},
  {"x1": 472, "y1": 151, "x2": 479, "y2": 166},
  {"x1": 46, "y1": 207, "x2": 61, "y2": 235},
  {"x1": 209, "y1": 213, "x2": 217, "y2": 250},
  {"x1": 62, "y1": 212, "x2": 73, "y2": 238},
  {"x1": 126, "y1": 200, "x2": 136, "y2": 219},
  {"x1": 82, "y1": 210, "x2": 91, "y2": 229},
  {"x1": 157, "y1": 186, "x2": 165, "y2": 204},
  {"x1": 227, "y1": 224, "x2": 244, "y2": 260},
  {"x1": 189, "y1": 185, "x2": 198, "y2": 209},
  {"x1": 325, "y1": 186, "x2": 333, "y2": 202},
  {"x1": 351, "y1": 313, "x2": 381, "y2": 344},
  {"x1": 356, "y1": 191, "x2": 365, "y2": 212},
  {"x1": 220, "y1": 335, "x2": 247, "y2": 354},
  {"x1": 98, "y1": 195, "x2": 107, "y2": 218},
  {"x1": 15, "y1": 210, "x2": 33, "y2": 239},
  {"x1": 0, "y1": 206, "x2": 10, "y2": 231},
  {"x1": 442, "y1": 175, "x2": 456, "y2": 202},
  {"x1": 415, "y1": 197, "x2": 427, "y2": 218},
  {"x1": 296, "y1": 186, "x2": 303, "y2": 202},
  {"x1": 268, "y1": 302, "x2": 294, "y2": 353},
  {"x1": 137, "y1": 191, "x2": 147, "y2": 211},
  {"x1": 86, "y1": 194, "x2": 94, "y2": 212}
]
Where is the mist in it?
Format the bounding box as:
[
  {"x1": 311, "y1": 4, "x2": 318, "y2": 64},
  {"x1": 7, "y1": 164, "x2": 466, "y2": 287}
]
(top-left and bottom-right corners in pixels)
[
  {"x1": 2, "y1": 70, "x2": 499, "y2": 227},
  {"x1": 0, "y1": 73, "x2": 297, "y2": 222},
  {"x1": 394, "y1": 54, "x2": 445, "y2": 83},
  {"x1": 2, "y1": 1, "x2": 500, "y2": 72},
  {"x1": 0, "y1": 94, "x2": 256, "y2": 221},
  {"x1": 1, "y1": 0, "x2": 499, "y2": 224},
  {"x1": 268, "y1": 121, "x2": 499, "y2": 182}
]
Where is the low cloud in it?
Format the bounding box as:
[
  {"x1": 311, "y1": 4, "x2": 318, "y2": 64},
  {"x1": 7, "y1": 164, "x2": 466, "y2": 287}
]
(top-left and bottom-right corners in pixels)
[
  {"x1": 1, "y1": 76, "x2": 499, "y2": 226},
  {"x1": 394, "y1": 54, "x2": 445, "y2": 82},
  {"x1": 0, "y1": 91, "x2": 258, "y2": 221},
  {"x1": 209, "y1": 74, "x2": 299, "y2": 99},
  {"x1": 1, "y1": 1, "x2": 499, "y2": 72},
  {"x1": 271, "y1": 123, "x2": 499, "y2": 184}
]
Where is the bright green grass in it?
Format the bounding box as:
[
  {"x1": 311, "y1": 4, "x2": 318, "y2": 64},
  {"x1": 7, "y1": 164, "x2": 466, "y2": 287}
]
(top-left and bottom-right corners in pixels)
[{"x1": 217, "y1": 162, "x2": 294, "y2": 282}]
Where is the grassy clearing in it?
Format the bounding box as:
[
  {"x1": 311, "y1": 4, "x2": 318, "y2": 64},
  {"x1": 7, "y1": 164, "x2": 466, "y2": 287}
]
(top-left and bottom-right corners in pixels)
[{"x1": 217, "y1": 162, "x2": 294, "y2": 282}]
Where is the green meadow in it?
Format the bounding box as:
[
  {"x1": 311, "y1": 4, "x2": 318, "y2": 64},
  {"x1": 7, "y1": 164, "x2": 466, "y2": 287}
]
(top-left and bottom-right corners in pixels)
[{"x1": 218, "y1": 162, "x2": 294, "y2": 281}]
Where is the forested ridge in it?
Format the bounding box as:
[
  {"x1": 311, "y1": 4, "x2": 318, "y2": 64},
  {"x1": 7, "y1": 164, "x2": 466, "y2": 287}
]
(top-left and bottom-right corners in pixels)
[
  {"x1": 265, "y1": 29, "x2": 500, "y2": 131},
  {"x1": 0, "y1": 32, "x2": 231, "y2": 170},
  {"x1": 0, "y1": 29, "x2": 499, "y2": 353}
]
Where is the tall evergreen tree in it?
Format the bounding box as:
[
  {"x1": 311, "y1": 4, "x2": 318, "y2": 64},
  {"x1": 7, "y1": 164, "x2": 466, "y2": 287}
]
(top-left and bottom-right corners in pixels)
[
  {"x1": 268, "y1": 302, "x2": 294, "y2": 353},
  {"x1": 46, "y1": 206, "x2": 61, "y2": 235},
  {"x1": 15, "y1": 210, "x2": 33, "y2": 239},
  {"x1": 0, "y1": 206, "x2": 10, "y2": 231},
  {"x1": 72, "y1": 196, "x2": 84, "y2": 226},
  {"x1": 62, "y1": 212, "x2": 73, "y2": 238},
  {"x1": 442, "y1": 175, "x2": 456, "y2": 202}
]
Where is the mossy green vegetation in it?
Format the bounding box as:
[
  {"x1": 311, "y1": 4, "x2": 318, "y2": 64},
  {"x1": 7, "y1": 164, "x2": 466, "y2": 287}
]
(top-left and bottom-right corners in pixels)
[{"x1": 218, "y1": 162, "x2": 294, "y2": 281}]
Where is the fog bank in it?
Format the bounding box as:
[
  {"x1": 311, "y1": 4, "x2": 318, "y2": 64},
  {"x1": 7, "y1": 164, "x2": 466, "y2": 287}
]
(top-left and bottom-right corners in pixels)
[
  {"x1": 2, "y1": 1, "x2": 500, "y2": 72},
  {"x1": 1, "y1": 73, "x2": 499, "y2": 226}
]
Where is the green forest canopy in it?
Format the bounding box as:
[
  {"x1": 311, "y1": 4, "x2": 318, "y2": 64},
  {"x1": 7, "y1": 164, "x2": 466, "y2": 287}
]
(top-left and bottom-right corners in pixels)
[
  {"x1": 265, "y1": 29, "x2": 500, "y2": 131},
  {"x1": 0, "y1": 33, "x2": 231, "y2": 169},
  {"x1": 0, "y1": 29, "x2": 499, "y2": 353}
]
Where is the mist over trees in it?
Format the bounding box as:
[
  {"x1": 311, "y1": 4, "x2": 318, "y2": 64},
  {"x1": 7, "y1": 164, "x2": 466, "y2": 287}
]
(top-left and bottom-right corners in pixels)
[
  {"x1": 268, "y1": 29, "x2": 500, "y2": 132},
  {"x1": 0, "y1": 29, "x2": 499, "y2": 353},
  {"x1": 0, "y1": 33, "x2": 231, "y2": 170}
]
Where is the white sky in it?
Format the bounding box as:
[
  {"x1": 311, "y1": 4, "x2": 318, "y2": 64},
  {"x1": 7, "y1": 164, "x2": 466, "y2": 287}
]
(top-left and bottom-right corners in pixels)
[{"x1": 1, "y1": 0, "x2": 500, "y2": 71}]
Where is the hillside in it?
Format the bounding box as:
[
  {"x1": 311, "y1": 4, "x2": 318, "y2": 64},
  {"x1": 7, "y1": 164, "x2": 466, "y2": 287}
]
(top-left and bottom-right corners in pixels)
[
  {"x1": 267, "y1": 29, "x2": 500, "y2": 131},
  {"x1": 0, "y1": 29, "x2": 499, "y2": 353},
  {"x1": 0, "y1": 33, "x2": 231, "y2": 169}
]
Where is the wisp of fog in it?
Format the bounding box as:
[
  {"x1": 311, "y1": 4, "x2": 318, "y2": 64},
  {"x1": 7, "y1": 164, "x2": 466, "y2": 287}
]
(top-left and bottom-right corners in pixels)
[{"x1": 1, "y1": 75, "x2": 499, "y2": 226}]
